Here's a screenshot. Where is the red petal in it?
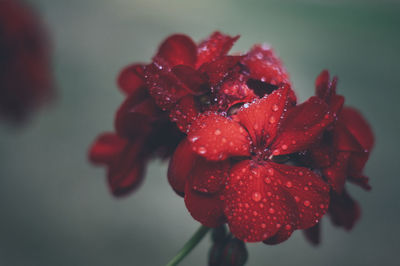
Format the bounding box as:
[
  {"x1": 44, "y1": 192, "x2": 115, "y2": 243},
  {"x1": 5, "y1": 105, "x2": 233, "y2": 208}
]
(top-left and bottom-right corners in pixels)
[
  {"x1": 167, "y1": 139, "x2": 197, "y2": 196},
  {"x1": 267, "y1": 162, "x2": 330, "y2": 229},
  {"x1": 187, "y1": 113, "x2": 251, "y2": 161},
  {"x1": 303, "y1": 223, "x2": 321, "y2": 246},
  {"x1": 349, "y1": 174, "x2": 371, "y2": 191},
  {"x1": 89, "y1": 133, "x2": 128, "y2": 165},
  {"x1": 271, "y1": 96, "x2": 334, "y2": 156},
  {"x1": 154, "y1": 34, "x2": 197, "y2": 67},
  {"x1": 114, "y1": 88, "x2": 159, "y2": 139},
  {"x1": 171, "y1": 65, "x2": 208, "y2": 95},
  {"x1": 196, "y1": 31, "x2": 240, "y2": 68},
  {"x1": 191, "y1": 158, "x2": 230, "y2": 194},
  {"x1": 169, "y1": 95, "x2": 199, "y2": 132},
  {"x1": 315, "y1": 70, "x2": 330, "y2": 99},
  {"x1": 117, "y1": 64, "x2": 146, "y2": 95},
  {"x1": 184, "y1": 179, "x2": 226, "y2": 228},
  {"x1": 235, "y1": 84, "x2": 290, "y2": 147},
  {"x1": 336, "y1": 107, "x2": 374, "y2": 152},
  {"x1": 263, "y1": 226, "x2": 294, "y2": 245},
  {"x1": 199, "y1": 56, "x2": 243, "y2": 86},
  {"x1": 242, "y1": 45, "x2": 290, "y2": 86},
  {"x1": 323, "y1": 152, "x2": 351, "y2": 194},
  {"x1": 223, "y1": 161, "x2": 299, "y2": 242},
  {"x1": 144, "y1": 64, "x2": 189, "y2": 110},
  {"x1": 107, "y1": 140, "x2": 147, "y2": 197},
  {"x1": 329, "y1": 190, "x2": 361, "y2": 230}
]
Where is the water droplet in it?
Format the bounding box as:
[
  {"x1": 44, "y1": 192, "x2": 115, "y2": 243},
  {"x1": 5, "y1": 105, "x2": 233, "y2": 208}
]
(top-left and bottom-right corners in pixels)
[
  {"x1": 298, "y1": 171, "x2": 304, "y2": 176},
  {"x1": 189, "y1": 136, "x2": 199, "y2": 142},
  {"x1": 198, "y1": 147, "x2": 207, "y2": 154},
  {"x1": 268, "y1": 208, "x2": 275, "y2": 214},
  {"x1": 268, "y1": 168, "x2": 274, "y2": 175},
  {"x1": 214, "y1": 129, "x2": 221, "y2": 135},
  {"x1": 285, "y1": 224, "x2": 292, "y2": 230},
  {"x1": 253, "y1": 211, "x2": 258, "y2": 216},
  {"x1": 285, "y1": 181, "x2": 293, "y2": 188},
  {"x1": 221, "y1": 137, "x2": 227, "y2": 143},
  {"x1": 272, "y1": 104, "x2": 279, "y2": 111},
  {"x1": 281, "y1": 144, "x2": 288, "y2": 150},
  {"x1": 265, "y1": 177, "x2": 271, "y2": 184},
  {"x1": 269, "y1": 116, "x2": 276, "y2": 124},
  {"x1": 252, "y1": 192, "x2": 262, "y2": 202},
  {"x1": 294, "y1": 196, "x2": 300, "y2": 202},
  {"x1": 303, "y1": 200, "x2": 311, "y2": 207},
  {"x1": 261, "y1": 223, "x2": 266, "y2": 228}
]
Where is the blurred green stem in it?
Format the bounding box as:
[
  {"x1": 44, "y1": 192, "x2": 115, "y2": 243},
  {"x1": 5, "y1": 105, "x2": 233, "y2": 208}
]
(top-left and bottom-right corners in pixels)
[{"x1": 166, "y1": 225, "x2": 210, "y2": 266}]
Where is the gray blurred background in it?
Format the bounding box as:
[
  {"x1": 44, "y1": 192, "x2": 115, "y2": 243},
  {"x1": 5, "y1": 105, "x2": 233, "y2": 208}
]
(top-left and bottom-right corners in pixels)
[{"x1": 0, "y1": 0, "x2": 399, "y2": 265}]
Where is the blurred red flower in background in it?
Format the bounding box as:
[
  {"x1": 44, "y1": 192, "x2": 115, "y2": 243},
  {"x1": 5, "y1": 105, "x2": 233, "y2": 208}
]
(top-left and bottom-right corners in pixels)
[{"x1": 0, "y1": 0, "x2": 53, "y2": 123}]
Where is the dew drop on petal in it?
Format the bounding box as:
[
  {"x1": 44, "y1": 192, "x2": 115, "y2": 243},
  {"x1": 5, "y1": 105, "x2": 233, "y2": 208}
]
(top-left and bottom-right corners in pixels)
[
  {"x1": 214, "y1": 129, "x2": 221, "y2": 135},
  {"x1": 303, "y1": 200, "x2": 311, "y2": 207},
  {"x1": 198, "y1": 147, "x2": 207, "y2": 154}
]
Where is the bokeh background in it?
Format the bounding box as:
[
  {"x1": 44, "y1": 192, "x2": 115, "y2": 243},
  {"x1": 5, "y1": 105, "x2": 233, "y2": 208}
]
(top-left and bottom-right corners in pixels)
[{"x1": 0, "y1": 0, "x2": 399, "y2": 265}]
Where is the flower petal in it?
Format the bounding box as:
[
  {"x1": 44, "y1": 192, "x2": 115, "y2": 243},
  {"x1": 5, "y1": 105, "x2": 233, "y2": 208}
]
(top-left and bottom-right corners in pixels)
[
  {"x1": 114, "y1": 88, "x2": 159, "y2": 139},
  {"x1": 303, "y1": 223, "x2": 321, "y2": 246},
  {"x1": 89, "y1": 133, "x2": 128, "y2": 165},
  {"x1": 335, "y1": 107, "x2": 374, "y2": 152},
  {"x1": 223, "y1": 161, "x2": 299, "y2": 242},
  {"x1": 154, "y1": 34, "x2": 197, "y2": 67},
  {"x1": 263, "y1": 226, "x2": 294, "y2": 245},
  {"x1": 169, "y1": 95, "x2": 199, "y2": 132},
  {"x1": 235, "y1": 84, "x2": 290, "y2": 147},
  {"x1": 117, "y1": 64, "x2": 146, "y2": 95},
  {"x1": 196, "y1": 31, "x2": 240, "y2": 68},
  {"x1": 167, "y1": 139, "x2": 197, "y2": 196},
  {"x1": 184, "y1": 179, "x2": 226, "y2": 228},
  {"x1": 199, "y1": 56, "x2": 243, "y2": 86},
  {"x1": 329, "y1": 190, "x2": 360, "y2": 230},
  {"x1": 267, "y1": 162, "x2": 330, "y2": 229},
  {"x1": 107, "y1": 140, "x2": 147, "y2": 197},
  {"x1": 242, "y1": 45, "x2": 290, "y2": 86},
  {"x1": 187, "y1": 113, "x2": 251, "y2": 161},
  {"x1": 323, "y1": 152, "x2": 351, "y2": 194},
  {"x1": 190, "y1": 157, "x2": 230, "y2": 194},
  {"x1": 144, "y1": 64, "x2": 189, "y2": 110},
  {"x1": 271, "y1": 96, "x2": 334, "y2": 156},
  {"x1": 171, "y1": 65, "x2": 208, "y2": 95}
]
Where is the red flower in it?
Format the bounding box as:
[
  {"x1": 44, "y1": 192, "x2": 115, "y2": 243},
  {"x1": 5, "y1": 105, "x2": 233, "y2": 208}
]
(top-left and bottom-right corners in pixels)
[
  {"x1": 89, "y1": 62, "x2": 184, "y2": 197},
  {"x1": 303, "y1": 71, "x2": 374, "y2": 244},
  {"x1": 0, "y1": 0, "x2": 53, "y2": 123},
  {"x1": 168, "y1": 85, "x2": 335, "y2": 243},
  {"x1": 143, "y1": 32, "x2": 294, "y2": 132}
]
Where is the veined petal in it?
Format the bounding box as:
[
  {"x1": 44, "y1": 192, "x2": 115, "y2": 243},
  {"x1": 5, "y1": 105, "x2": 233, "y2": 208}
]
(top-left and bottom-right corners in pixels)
[
  {"x1": 235, "y1": 84, "x2": 290, "y2": 147},
  {"x1": 271, "y1": 96, "x2": 334, "y2": 156},
  {"x1": 196, "y1": 31, "x2": 239, "y2": 68},
  {"x1": 154, "y1": 34, "x2": 197, "y2": 67},
  {"x1": 266, "y1": 162, "x2": 330, "y2": 229},
  {"x1": 199, "y1": 56, "x2": 243, "y2": 86},
  {"x1": 171, "y1": 65, "x2": 208, "y2": 95},
  {"x1": 190, "y1": 158, "x2": 230, "y2": 194},
  {"x1": 188, "y1": 113, "x2": 251, "y2": 161},
  {"x1": 223, "y1": 161, "x2": 299, "y2": 242}
]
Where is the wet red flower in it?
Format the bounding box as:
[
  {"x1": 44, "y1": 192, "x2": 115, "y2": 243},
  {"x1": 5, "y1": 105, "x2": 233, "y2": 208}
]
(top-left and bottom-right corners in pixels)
[
  {"x1": 0, "y1": 0, "x2": 53, "y2": 123},
  {"x1": 143, "y1": 32, "x2": 294, "y2": 132},
  {"x1": 303, "y1": 71, "x2": 374, "y2": 244},
  {"x1": 89, "y1": 63, "x2": 184, "y2": 197},
  {"x1": 168, "y1": 85, "x2": 336, "y2": 243}
]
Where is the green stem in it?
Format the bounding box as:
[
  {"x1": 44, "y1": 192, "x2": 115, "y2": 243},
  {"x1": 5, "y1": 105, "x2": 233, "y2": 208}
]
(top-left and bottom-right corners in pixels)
[{"x1": 166, "y1": 225, "x2": 210, "y2": 266}]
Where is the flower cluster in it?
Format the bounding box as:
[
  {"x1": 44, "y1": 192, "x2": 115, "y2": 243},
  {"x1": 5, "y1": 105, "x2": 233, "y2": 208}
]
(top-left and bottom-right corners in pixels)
[
  {"x1": 89, "y1": 32, "x2": 374, "y2": 246},
  {"x1": 0, "y1": 0, "x2": 53, "y2": 123}
]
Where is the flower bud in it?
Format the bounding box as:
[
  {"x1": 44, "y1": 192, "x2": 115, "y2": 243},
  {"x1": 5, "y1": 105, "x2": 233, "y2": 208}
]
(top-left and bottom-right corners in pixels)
[{"x1": 221, "y1": 238, "x2": 248, "y2": 266}]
